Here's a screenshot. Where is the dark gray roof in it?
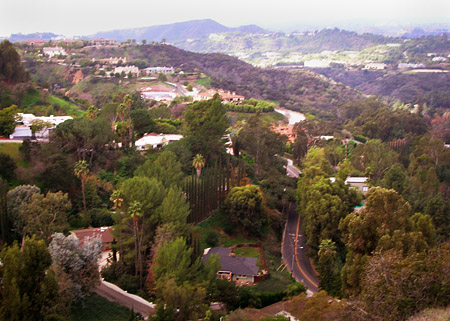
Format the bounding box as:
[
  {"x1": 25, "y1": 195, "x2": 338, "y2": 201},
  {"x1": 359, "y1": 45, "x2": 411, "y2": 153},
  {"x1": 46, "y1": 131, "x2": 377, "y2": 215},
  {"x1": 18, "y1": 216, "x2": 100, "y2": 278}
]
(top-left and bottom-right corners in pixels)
[{"x1": 203, "y1": 246, "x2": 259, "y2": 276}]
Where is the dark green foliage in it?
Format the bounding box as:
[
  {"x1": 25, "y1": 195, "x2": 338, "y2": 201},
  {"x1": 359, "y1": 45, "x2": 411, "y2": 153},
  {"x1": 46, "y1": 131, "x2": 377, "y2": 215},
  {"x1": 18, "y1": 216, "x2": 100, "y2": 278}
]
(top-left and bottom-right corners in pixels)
[
  {"x1": 38, "y1": 154, "x2": 76, "y2": 194},
  {"x1": 0, "y1": 40, "x2": 29, "y2": 83},
  {"x1": 131, "y1": 109, "x2": 155, "y2": 137},
  {"x1": 204, "y1": 230, "x2": 219, "y2": 247},
  {"x1": 118, "y1": 274, "x2": 140, "y2": 294},
  {"x1": 223, "y1": 185, "x2": 268, "y2": 238},
  {"x1": 89, "y1": 208, "x2": 114, "y2": 227},
  {"x1": 0, "y1": 179, "x2": 7, "y2": 243},
  {"x1": 116, "y1": 152, "x2": 146, "y2": 179},
  {"x1": 148, "y1": 106, "x2": 172, "y2": 119},
  {"x1": 52, "y1": 117, "x2": 114, "y2": 166},
  {"x1": 148, "y1": 305, "x2": 176, "y2": 321},
  {"x1": 238, "y1": 112, "x2": 287, "y2": 177},
  {"x1": 183, "y1": 163, "x2": 231, "y2": 224},
  {"x1": 183, "y1": 94, "x2": 229, "y2": 162},
  {"x1": 0, "y1": 237, "x2": 61, "y2": 320},
  {"x1": 0, "y1": 152, "x2": 16, "y2": 182}
]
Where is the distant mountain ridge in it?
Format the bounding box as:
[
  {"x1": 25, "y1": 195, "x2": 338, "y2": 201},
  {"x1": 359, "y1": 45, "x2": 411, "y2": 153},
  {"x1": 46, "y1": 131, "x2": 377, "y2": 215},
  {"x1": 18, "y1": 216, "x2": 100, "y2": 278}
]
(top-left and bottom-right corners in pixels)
[
  {"x1": 9, "y1": 32, "x2": 62, "y2": 43},
  {"x1": 86, "y1": 19, "x2": 267, "y2": 43}
]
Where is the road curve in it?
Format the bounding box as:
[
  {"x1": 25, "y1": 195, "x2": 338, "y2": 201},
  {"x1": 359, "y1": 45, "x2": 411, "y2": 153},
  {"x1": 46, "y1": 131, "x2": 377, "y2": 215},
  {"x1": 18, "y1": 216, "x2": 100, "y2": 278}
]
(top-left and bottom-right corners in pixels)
[{"x1": 282, "y1": 203, "x2": 319, "y2": 293}]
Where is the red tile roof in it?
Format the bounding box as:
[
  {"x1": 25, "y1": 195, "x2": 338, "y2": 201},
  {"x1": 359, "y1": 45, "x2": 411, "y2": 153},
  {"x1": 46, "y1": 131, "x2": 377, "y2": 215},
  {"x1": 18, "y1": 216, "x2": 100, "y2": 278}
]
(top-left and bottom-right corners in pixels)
[{"x1": 71, "y1": 227, "x2": 114, "y2": 247}]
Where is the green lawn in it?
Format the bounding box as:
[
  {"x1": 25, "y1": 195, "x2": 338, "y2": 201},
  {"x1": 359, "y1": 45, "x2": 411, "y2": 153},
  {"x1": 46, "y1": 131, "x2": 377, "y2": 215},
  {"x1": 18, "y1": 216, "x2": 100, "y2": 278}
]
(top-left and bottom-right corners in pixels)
[
  {"x1": 21, "y1": 91, "x2": 84, "y2": 117},
  {"x1": 70, "y1": 294, "x2": 133, "y2": 321},
  {"x1": 0, "y1": 143, "x2": 28, "y2": 167},
  {"x1": 195, "y1": 77, "x2": 212, "y2": 88}
]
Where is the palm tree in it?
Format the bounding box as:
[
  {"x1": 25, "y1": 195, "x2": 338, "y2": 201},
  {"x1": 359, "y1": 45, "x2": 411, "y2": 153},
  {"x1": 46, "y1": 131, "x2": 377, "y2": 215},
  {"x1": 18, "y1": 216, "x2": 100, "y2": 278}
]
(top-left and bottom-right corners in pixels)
[
  {"x1": 110, "y1": 189, "x2": 124, "y2": 264},
  {"x1": 192, "y1": 154, "x2": 205, "y2": 178},
  {"x1": 129, "y1": 201, "x2": 144, "y2": 287},
  {"x1": 74, "y1": 160, "x2": 89, "y2": 217}
]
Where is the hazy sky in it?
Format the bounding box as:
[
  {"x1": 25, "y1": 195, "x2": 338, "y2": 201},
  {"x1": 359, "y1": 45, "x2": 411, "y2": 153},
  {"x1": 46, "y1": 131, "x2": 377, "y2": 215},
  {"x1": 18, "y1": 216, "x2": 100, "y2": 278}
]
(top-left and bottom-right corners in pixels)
[{"x1": 1, "y1": 0, "x2": 449, "y2": 37}]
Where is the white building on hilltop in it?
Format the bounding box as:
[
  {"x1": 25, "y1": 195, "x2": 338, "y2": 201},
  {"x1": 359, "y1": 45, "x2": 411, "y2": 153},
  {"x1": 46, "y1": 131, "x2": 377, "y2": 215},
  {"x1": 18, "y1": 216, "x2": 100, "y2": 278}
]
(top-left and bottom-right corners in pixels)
[
  {"x1": 114, "y1": 65, "x2": 139, "y2": 77},
  {"x1": 144, "y1": 66, "x2": 174, "y2": 75},
  {"x1": 10, "y1": 113, "x2": 72, "y2": 140},
  {"x1": 43, "y1": 47, "x2": 67, "y2": 57}
]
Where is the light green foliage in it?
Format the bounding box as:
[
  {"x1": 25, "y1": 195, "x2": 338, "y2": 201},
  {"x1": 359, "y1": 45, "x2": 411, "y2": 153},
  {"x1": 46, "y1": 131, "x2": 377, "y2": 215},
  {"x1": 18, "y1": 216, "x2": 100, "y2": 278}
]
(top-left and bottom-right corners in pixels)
[
  {"x1": 52, "y1": 117, "x2": 114, "y2": 164},
  {"x1": 157, "y1": 187, "x2": 190, "y2": 233},
  {"x1": 223, "y1": 185, "x2": 267, "y2": 237},
  {"x1": 297, "y1": 154, "x2": 361, "y2": 255},
  {"x1": 157, "y1": 278, "x2": 207, "y2": 321},
  {"x1": 85, "y1": 105, "x2": 99, "y2": 120},
  {"x1": 135, "y1": 151, "x2": 184, "y2": 188},
  {"x1": 301, "y1": 147, "x2": 333, "y2": 175},
  {"x1": 19, "y1": 191, "x2": 71, "y2": 242},
  {"x1": 30, "y1": 119, "x2": 52, "y2": 135},
  {"x1": 0, "y1": 237, "x2": 60, "y2": 320},
  {"x1": 192, "y1": 153, "x2": 205, "y2": 177},
  {"x1": 0, "y1": 104, "x2": 19, "y2": 137},
  {"x1": 120, "y1": 176, "x2": 165, "y2": 217},
  {"x1": 153, "y1": 237, "x2": 202, "y2": 285},
  {"x1": 183, "y1": 94, "x2": 229, "y2": 161}
]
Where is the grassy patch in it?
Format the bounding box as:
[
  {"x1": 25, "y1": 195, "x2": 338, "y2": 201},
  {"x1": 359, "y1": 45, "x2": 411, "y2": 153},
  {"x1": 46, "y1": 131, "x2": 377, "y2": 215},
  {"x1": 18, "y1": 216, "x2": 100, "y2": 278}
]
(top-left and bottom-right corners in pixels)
[
  {"x1": 0, "y1": 143, "x2": 28, "y2": 167},
  {"x1": 252, "y1": 232, "x2": 296, "y2": 293},
  {"x1": 0, "y1": 143, "x2": 22, "y2": 160},
  {"x1": 70, "y1": 294, "x2": 132, "y2": 321},
  {"x1": 21, "y1": 91, "x2": 84, "y2": 117},
  {"x1": 22, "y1": 91, "x2": 41, "y2": 107},
  {"x1": 195, "y1": 77, "x2": 212, "y2": 88}
]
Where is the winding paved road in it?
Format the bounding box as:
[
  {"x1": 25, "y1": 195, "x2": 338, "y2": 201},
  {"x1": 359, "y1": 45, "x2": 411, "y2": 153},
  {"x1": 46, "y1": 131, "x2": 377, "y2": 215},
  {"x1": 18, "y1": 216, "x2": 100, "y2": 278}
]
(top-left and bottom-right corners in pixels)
[{"x1": 282, "y1": 204, "x2": 319, "y2": 293}]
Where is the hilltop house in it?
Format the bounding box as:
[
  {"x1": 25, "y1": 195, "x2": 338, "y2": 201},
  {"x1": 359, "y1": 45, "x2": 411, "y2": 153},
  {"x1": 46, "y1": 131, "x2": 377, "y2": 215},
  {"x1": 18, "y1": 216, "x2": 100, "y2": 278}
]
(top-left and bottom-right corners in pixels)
[
  {"x1": 203, "y1": 247, "x2": 260, "y2": 285},
  {"x1": 92, "y1": 57, "x2": 127, "y2": 65},
  {"x1": 195, "y1": 89, "x2": 245, "y2": 104},
  {"x1": 364, "y1": 63, "x2": 387, "y2": 70},
  {"x1": 144, "y1": 66, "x2": 175, "y2": 75},
  {"x1": 114, "y1": 65, "x2": 139, "y2": 77},
  {"x1": 88, "y1": 38, "x2": 116, "y2": 46},
  {"x1": 43, "y1": 47, "x2": 67, "y2": 57}
]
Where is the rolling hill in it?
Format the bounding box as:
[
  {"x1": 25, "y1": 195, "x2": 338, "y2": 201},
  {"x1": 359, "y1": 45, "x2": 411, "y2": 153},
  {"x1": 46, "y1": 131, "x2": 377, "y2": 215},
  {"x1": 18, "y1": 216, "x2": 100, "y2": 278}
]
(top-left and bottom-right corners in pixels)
[{"x1": 86, "y1": 19, "x2": 266, "y2": 43}]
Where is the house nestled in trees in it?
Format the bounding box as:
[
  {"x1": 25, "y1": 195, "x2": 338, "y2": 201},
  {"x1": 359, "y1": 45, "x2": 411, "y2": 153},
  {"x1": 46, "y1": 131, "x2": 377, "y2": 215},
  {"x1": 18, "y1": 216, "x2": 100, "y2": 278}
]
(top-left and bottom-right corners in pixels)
[
  {"x1": 71, "y1": 226, "x2": 114, "y2": 250},
  {"x1": 195, "y1": 89, "x2": 245, "y2": 104},
  {"x1": 330, "y1": 176, "x2": 369, "y2": 195},
  {"x1": 203, "y1": 247, "x2": 260, "y2": 285},
  {"x1": 135, "y1": 133, "x2": 183, "y2": 150}
]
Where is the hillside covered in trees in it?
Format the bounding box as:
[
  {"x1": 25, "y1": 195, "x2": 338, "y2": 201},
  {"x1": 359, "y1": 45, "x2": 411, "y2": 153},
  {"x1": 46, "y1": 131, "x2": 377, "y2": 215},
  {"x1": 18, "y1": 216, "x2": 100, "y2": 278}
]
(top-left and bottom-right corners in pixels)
[{"x1": 1, "y1": 37, "x2": 450, "y2": 320}]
